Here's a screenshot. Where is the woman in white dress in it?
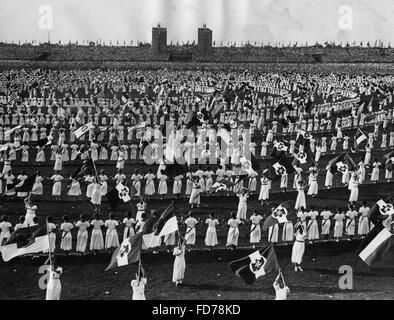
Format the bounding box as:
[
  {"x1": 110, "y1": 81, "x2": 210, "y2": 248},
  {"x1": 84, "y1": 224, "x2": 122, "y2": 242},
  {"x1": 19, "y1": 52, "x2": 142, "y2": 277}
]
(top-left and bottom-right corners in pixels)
[
  {"x1": 324, "y1": 164, "x2": 333, "y2": 189},
  {"x1": 90, "y1": 177, "x2": 102, "y2": 210},
  {"x1": 172, "y1": 174, "x2": 183, "y2": 197},
  {"x1": 249, "y1": 211, "x2": 263, "y2": 248},
  {"x1": 123, "y1": 211, "x2": 136, "y2": 240},
  {"x1": 76, "y1": 214, "x2": 90, "y2": 253},
  {"x1": 46, "y1": 216, "x2": 57, "y2": 253},
  {"x1": 99, "y1": 170, "x2": 108, "y2": 196},
  {"x1": 291, "y1": 224, "x2": 306, "y2": 272},
  {"x1": 144, "y1": 169, "x2": 156, "y2": 196},
  {"x1": 184, "y1": 212, "x2": 198, "y2": 251},
  {"x1": 259, "y1": 175, "x2": 270, "y2": 205},
  {"x1": 358, "y1": 202, "x2": 370, "y2": 236},
  {"x1": 320, "y1": 207, "x2": 333, "y2": 240},
  {"x1": 268, "y1": 207, "x2": 279, "y2": 244},
  {"x1": 84, "y1": 174, "x2": 94, "y2": 199},
  {"x1": 31, "y1": 172, "x2": 44, "y2": 196},
  {"x1": 67, "y1": 177, "x2": 82, "y2": 200},
  {"x1": 357, "y1": 159, "x2": 366, "y2": 183},
  {"x1": 345, "y1": 205, "x2": 358, "y2": 239},
  {"x1": 348, "y1": 173, "x2": 359, "y2": 204},
  {"x1": 333, "y1": 209, "x2": 345, "y2": 241},
  {"x1": 131, "y1": 169, "x2": 143, "y2": 198},
  {"x1": 4, "y1": 170, "x2": 15, "y2": 196},
  {"x1": 136, "y1": 199, "x2": 146, "y2": 223},
  {"x1": 371, "y1": 159, "x2": 381, "y2": 182},
  {"x1": 226, "y1": 212, "x2": 242, "y2": 250},
  {"x1": 282, "y1": 217, "x2": 294, "y2": 243},
  {"x1": 45, "y1": 263, "x2": 62, "y2": 301},
  {"x1": 364, "y1": 145, "x2": 372, "y2": 166},
  {"x1": 105, "y1": 214, "x2": 120, "y2": 249},
  {"x1": 50, "y1": 171, "x2": 63, "y2": 201},
  {"x1": 0, "y1": 215, "x2": 12, "y2": 246},
  {"x1": 185, "y1": 172, "x2": 193, "y2": 196},
  {"x1": 157, "y1": 171, "x2": 168, "y2": 199},
  {"x1": 60, "y1": 216, "x2": 73, "y2": 252},
  {"x1": 248, "y1": 171, "x2": 258, "y2": 193},
  {"x1": 131, "y1": 273, "x2": 147, "y2": 300},
  {"x1": 53, "y1": 151, "x2": 63, "y2": 172},
  {"x1": 90, "y1": 213, "x2": 104, "y2": 251},
  {"x1": 295, "y1": 181, "x2": 307, "y2": 210},
  {"x1": 205, "y1": 213, "x2": 219, "y2": 250},
  {"x1": 307, "y1": 206, "x2": 319, "y2": 242},
  {"x1": 236, "y1": 189, "x2": 249, "y2": 220},
  {"x1": 172, "y1": 238, "x2": 186, "y2": 287},
  {"x1": 307, "y1": 170, "x2": 318, "y2": 197},
  {"x1": 189, "y1": 176, "x2": 201, "y2": 209}
]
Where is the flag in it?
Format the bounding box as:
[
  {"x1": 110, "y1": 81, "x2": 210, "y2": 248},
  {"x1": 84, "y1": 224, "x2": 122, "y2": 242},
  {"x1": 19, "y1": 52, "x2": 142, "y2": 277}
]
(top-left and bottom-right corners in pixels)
[
  {"x1": 266, "y1": 157, "x2": 295, "y2": 181},
  {"x1": 1, "y1": 225, "x2": 49, "y2": 262},
  {"x1": 116, "y1": 183, "x2": 131, "y2": 203},
  {"x1": 75, "y1": 122, "x2": 94, "y2": 139},
  {"x1": 269, "y1": 141, "x2": 288, "y2": 160},
  {"x1": 328, "y1": 153, "x2": 346, "y2": 174},
  {"x1": 16, "y1": 173, "x2": 38, "y2": 193},
  {"x1": 153, "y1": 203, "x2": 178, "y2": 237},
  {"x1": 296, "y1": 130, "x2": 312, "y2": 151},
  {"x1": 105, "y1": 233, "x2": 143, "y2": 271},
  {"x1": 229, "y1": 244, "x2": 280, "y2": 285},
  {"x1": 94, "y1": 90, "x2": 104, "y2": 100},
  {"x1": 262, "y1": 202, "x2": 290, "y2": 232},
  {"x1": 37, "y1": 136, "x2": 53, "y2": 147},
  {"x1": 72, "y1": 158, "x2": 94, "y2": 180},
  {"x1": 357, "y1": 102, "x2": 366, "y2": 116},
  {"x1": 107, "y1": 187, "x2": 121, "y2": 211},
  {"x1": 210, "y1": 179, "x2": 235, "y2": 193},
  {"x1": 163, "y1": 163, "x2": 190, "y2": 177},
  {"x1": 4, "y1": 125, "x2": 22, "y2": 136},
  {"x1": 355, "y1": 128, "x2": 367, "y2": 146},
  {"x1": 358, "y1": 224, "x2": 393, "y2": 266}
]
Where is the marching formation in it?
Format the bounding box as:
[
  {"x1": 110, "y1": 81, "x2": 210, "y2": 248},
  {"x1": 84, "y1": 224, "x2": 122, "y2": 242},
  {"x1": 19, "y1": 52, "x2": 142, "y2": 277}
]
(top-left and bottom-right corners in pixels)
[{"x1": 0, "y1": 67, "x2": 394, "y2": 300}]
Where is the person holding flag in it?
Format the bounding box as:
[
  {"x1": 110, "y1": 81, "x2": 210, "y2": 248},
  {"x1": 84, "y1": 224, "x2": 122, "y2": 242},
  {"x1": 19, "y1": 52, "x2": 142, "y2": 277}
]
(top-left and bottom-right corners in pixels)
[
  {"x1": 172, "y1": 236, "x2": 186, "y2": 287},
  {"x1": 273, "y1": 270, "x2": 290, "y2": 300},
  {"x1": 131, "y1": 266, "x2": 147, "y2": 300},
  {"x1": 45, "y1": 258, "x2": 63, "y2": 300}
]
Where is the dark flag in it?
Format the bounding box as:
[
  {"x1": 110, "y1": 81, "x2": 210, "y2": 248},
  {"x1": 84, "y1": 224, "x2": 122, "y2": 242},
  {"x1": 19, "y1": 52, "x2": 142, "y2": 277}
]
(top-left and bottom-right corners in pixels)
[
  {"x1": 105, "y1": 233, "x2": 143, "y2": 271},
  {"x1": 153, "y1": 203, "x2": 178, "y2": 237},
  {"x1": 357, "y1": 223, "x2": 393, "y2": 266},
  {"x1": 16, "y1": 173, "x2": 38, "y2": 193},
  {"x1": 229, "y1": 244, "x2": 279, "y2": 285},
  {"x1": 163, "y1": 163, "x2": 190, "y2": 177},
  {"x1": 262, "y1": 202, "x2": 290, "y2": 232},
  {"x1": 72, "y1": 158, "x2": 94, "y2": 180},
  {"x1": 269, "y1": 141, "x2": 289, "y2": 160},
  {"x1": 107, "y1": 187, "x2": 121, "y2": 211},
  {"x1": 1, "y1": 225, "x2": 49, "y2": 262},
  {"x1": 266, "y1": 157, "x2": 295, "y2": 181}
]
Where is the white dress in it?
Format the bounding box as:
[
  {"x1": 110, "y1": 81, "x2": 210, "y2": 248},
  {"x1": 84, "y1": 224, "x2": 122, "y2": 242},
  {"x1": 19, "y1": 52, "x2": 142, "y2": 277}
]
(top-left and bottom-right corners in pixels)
[
  {"x1": 90, "y1": 219, "x2": 104, "y2": 250},
  {"x1": 291, "y1": 231, "x2": 306, "y2": 265},
  {"x1": 91, "y1": 183, "x2": 102, "y2": 205},
  {"x1": 185, "y1": 217, "x2": 198, "y2": 245},
  {"x1": 282, "y1": 221, "x2": 294, "y2": 242},
  {"x1": 51, "y1": 175, "x2": 63, "y2": 196},
  {"x1": 205, "y1": 218, "x2": 219, "y2": 246},
  {"x1": 295, "y1": 187, "x2": 306, "y2": 210},
  {"x1": 226, "y1": 218, "x2": 241, "y2": 246},
  {"x1": 131, "y1": 278, "x2": 147, "y2": 300},
  {"x1": 236, "y1": 194, "x2": 248, "y2": 220},
  {"x1": 358, "y1": 207, "x2": 370, "y2": 235},
  {"x1": 76, "y1": 221, "x2": 90, "y2": 253},
  {"x1": 46, "y1": 267, "x2": 62, "y2": 300},
  {"x1": 307, "y1": 211, "x2": 319, "y2": 240},
  {"x1": 250, "y1": 215, "x2": 262, "y2": 244},
  {"x1": 320, "y1": 210, "x2": 332, "y2": 235},
  {"x1": 334, "y1": 213, "x2": 345, "y2": 238},
  {"x1": 268, "y1": 224, "x2": 279, "y2": 243},
  {"x1": 172, "y1": 245, "x2": 186, "y2": 283},
  {"x1": 60, "y1": 222, "x2": 73, "y2": 251},
  {"x1": 105, "y1": 219, "x2": 120, "y2": 249},
  {"x1": 259, "y1": 178, "x2": 270, "y2": 200}
]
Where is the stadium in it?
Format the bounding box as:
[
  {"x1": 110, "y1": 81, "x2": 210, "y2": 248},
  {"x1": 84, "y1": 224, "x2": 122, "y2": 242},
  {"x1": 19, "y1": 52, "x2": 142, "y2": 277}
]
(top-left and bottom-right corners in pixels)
[{"x1": 0, "y1": 11, "x2": 393, "y2": 301}]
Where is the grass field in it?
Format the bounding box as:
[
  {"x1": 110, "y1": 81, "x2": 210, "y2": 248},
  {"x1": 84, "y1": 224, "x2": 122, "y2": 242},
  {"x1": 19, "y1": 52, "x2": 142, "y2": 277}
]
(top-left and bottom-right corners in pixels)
[{"x1": 1, "y1": 240, "x2": 393, "y2": 300}]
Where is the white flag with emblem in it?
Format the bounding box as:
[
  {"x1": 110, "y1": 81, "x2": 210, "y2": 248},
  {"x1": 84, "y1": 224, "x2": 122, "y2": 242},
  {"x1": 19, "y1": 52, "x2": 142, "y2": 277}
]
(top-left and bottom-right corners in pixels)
[
  {"x1": 116, "y1": 183, "x2": 131, "y2": 203},
  {"x1": 116, "y1": 238, "x2": 131, "y2": 267},
  {"x1": 75, "y1": 122, "x2": 94, "y2": 139},
  {"x1": 376, "y1": 200, "x2": 394, "y2": 216}
]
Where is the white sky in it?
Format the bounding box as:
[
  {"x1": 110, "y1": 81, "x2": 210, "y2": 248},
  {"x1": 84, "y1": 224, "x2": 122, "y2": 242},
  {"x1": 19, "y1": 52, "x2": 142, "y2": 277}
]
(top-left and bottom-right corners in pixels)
[{"x1": 1, "y1": 0, "x2": 394, "y2": 44}]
